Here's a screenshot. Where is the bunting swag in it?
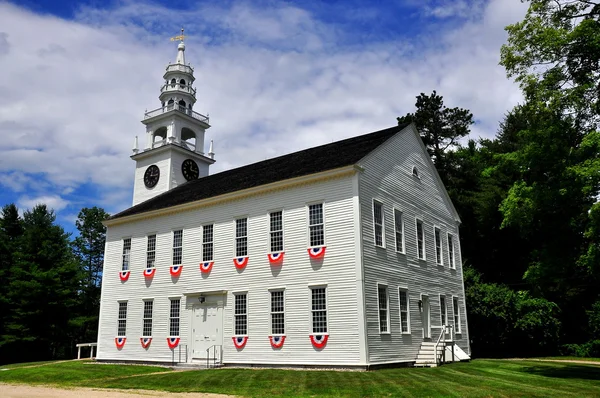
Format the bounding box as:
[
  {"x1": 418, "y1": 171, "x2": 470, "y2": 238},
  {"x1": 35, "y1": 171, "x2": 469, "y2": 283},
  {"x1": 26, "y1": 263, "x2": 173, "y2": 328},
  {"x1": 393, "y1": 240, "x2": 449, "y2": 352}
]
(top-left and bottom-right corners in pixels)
[
  {"x1": 167, "y1": 337, "x2": 180, "y2": 349},
  {"x1": 232, "y1": 336, "x2": 248, "y2": 349},
  {"x1": 119, "y1": 270, "x2": 130, "y2": 282},
  {"x1": 269, "y1": 335, "x2": 286, "y2": 348},
  {"x1": 200, "y1": 261, "x2": 214, "y2": 273},
  {"x1": 307, "y1": 246, "x2": 326, "y2": 259},
  {"x1": 233, "y1": 257, "x2": 249, "y2": 270},
  {"x1": 267, "y1": 252, "x2": 284, "y2": 264},
  {"x1": 309, "y1": 334, "x2": 328, "y2": 349},
  {"x1": 170, "y1": 265, "x2": 183, "y2": 277},
  {"x1": 143, "y1": 268, "x2": 156, "y2": 278},
  {"x1": 140, "y1": 337, "x2": 152, "y2": 348},
  {"x1": 115, "y1": 337, "x2": 126, "y2": 348}
]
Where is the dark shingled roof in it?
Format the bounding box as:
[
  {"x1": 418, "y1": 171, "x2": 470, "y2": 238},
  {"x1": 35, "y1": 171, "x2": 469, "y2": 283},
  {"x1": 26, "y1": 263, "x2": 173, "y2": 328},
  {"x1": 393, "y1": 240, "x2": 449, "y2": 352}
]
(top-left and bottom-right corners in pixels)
[{"x1": 111, "y1": 124, "x2": 409, "y2": 220}]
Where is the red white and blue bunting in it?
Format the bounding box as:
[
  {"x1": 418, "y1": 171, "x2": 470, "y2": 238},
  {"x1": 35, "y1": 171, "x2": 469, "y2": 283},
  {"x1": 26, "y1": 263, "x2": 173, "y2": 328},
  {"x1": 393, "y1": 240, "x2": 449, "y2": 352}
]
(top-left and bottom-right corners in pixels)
[
  {"x1": 143, "y1": 268, "x2": 156, "y2": 278},
  {"x1": 115, "y1": 337, "x2": 126, "y2": 348},
  {"x1": 119, "y1": 270, "x2": 130, "y2": 282},
  {"x1": 233, "y1": 257, "x2": 249, "y2": 270},
  {"x1": 269, "y1": 335, "x2": 285, "y2": 348},
  {"x1": 232, "y1": 336, "x2": 248, "y2": 349},
  {"x1": 167, "y1": 337, "x2": 180, "y2": 349},
  {"x1": 309, "y1": 334, "x2": 328, "y2": 349},
  {"x1": 200, "y1": 261, "x2": 213, "y2": 273},
  {"x1": 170, "y1": 265, "x2": 183, "y2": 277},
  {"x1": 267, "y1": 252, "x2": 284, "y2": 264},
  {"x1": 140, "y1": 337, "x2": 152, "y2": 348},
  {"x1": 307, "y1": 246, "x2": 327, "y2": 259}
]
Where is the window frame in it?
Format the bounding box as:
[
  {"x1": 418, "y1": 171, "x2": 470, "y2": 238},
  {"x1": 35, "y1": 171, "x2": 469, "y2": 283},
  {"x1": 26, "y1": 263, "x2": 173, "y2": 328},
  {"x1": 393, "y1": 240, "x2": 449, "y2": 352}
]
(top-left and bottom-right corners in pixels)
[
  {"x1": 307, "y1": 202, "x2": 325, "y2": 248},
  {"x1": 169, "y1": 298, "x2": 181, "y2": 337},
  {"x1": 415, "y1": 219, "x2": 426, "y2": 260},
  {"x1": 269, "y1": 289, "x2": 285, "y2": 336},
  {"x1": 448, "y1": 233, "x2": 456, "y2": 269},
  {"x1": 146, "y1": 234, "x2": 156, "y2": 269},
  {"x1": 440, "y1": 295, "x2": 447, "y2": 326},
  {"x1": 202, "y1": 223, "x2": 214, "y2": 262},
  {"x1": 372, "y1": 200, "x2": 385, "y2": 248},
  {"x1": 121, "y1": 238, "x2": 131, "y2": 271},
  {"x1": 453, "y1": 296, "x2": 461, "y2": 334},
  {"x1": 309, "y1": 285, "x2": 328, "y2": 334},
  {"x1": 142, "y1": 299, "x2": 153, "y2": 337},
  {"x1": 117, "y1": 301, "x2": 128, "y2": 337},
  {"x1": 269, "y1": 210, "x2": 284, "y2": 253},
  {"x1": 398, "y1": 289, "x2": 411, "y2": 334},
  {"x1": 434, "y1": 226, "x2": 443, "y2": 266},
  {"x1": 234, "y1": 292, "x2": 248, "y2": 336},
  {"x1": 377, "y1": 284, "x2": 390, "y2": 334},
  {"x1": 393, "y1": 208, "x2": 405, "y2": 253},
  {"x1": 172, "y1": 229, "x2": 183, "y2": 266},
  {"x1": 235, "y1": 217, "x2": 248, "y2": 257}
]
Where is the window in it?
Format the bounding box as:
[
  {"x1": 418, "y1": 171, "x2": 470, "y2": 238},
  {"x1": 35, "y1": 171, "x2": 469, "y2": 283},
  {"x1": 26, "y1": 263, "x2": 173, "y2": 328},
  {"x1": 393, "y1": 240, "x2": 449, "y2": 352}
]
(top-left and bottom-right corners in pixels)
[
  {"x1": 146, "y1": 235, "x2": 156, "y2": 268},
  {"x1": 412, "y1": 166, "x2": 419, "y2": 178},
  {"x1": 434, "y1": 227, "x2": 442, "y2": 265},
  {"x1": 270, "y1": 211, "x2": 283, "y2": 252},
  {"x1": 373, "y1": 201, "x2": 384, "y2": 247},
  {"x1": 270, "y1": 290, "x2": 285, "y2": 335},
  {"x1": 121, "y1": 238, "x2": 131, "y2": 271},
  {"x1": 440, "y1": 296, "x2": 447, "y2": 326},
  {"x1": 399, "y1": 289, "x2": 410, "y2": 333},
  {"x1": 234, "y1": 293, "x2": 247, "y2": 335},
  {"x1": 311, "y1": 287, "x2": 327, "y2": 333},
  {"x1": 308, "y1": 203, "x2": 324, "y2": 247},
  {"x1": 142, "y1": 300, "x2": 153, "y2": 337},
  {"x1": 117, "y1": 302, "x2": 127, "y2": 337},
  {"x1": 448, "y1": 234, "x2": 455, "y2": 269},
  {"x1": 394, "y1": 209, "x2": 404, "y2": 253},
  {"x1": 378, "y1": 285, "x2": 389, "y2": 333},
  {"x1": 169, "y1": 298, "x2": 180, "y2": 336},
  {"x1": 453, "y1": 297, "x2": 461, "y2": 333},
  {"x1": 235, "y1": 218, "x2": 248, "y2": 257},
  {"x1": 416, "y1": 220, "x2": 425, "y2": 260},
  {"x1": 202, "y1": 224, "x2": 213, "y2": 261},
  {"x1": 172, "y1": 230, "x2": 183, "y2": 265}
]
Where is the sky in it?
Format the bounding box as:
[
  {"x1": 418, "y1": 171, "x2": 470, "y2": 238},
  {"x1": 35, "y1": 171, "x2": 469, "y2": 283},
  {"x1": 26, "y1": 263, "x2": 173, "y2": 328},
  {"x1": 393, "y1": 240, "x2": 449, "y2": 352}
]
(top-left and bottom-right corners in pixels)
[{"x1": 0, "y1": 0, "x2": 528, "y2": 234}]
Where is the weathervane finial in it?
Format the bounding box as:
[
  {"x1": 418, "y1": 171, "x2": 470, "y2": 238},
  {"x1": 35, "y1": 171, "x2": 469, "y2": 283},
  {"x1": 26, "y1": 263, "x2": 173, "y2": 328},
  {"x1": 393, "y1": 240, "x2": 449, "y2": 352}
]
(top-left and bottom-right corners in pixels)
[{"x1": 170, "y1": 27, "x2": 186, "y2": 42}]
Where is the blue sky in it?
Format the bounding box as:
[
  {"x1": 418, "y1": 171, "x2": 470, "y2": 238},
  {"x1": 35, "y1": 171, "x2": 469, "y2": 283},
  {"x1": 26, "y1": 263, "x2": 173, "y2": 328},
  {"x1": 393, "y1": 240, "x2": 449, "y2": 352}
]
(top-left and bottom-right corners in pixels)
[{"x1": 0, "y1": 0, "x2": 527, "y2": 235}]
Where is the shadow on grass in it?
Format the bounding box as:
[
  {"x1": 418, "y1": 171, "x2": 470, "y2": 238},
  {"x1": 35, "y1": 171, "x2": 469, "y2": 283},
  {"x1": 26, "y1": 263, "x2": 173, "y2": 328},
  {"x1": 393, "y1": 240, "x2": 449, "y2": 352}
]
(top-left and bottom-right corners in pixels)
[{"x1": 522, "y1": 365, "x2": 600, "y2": 380}]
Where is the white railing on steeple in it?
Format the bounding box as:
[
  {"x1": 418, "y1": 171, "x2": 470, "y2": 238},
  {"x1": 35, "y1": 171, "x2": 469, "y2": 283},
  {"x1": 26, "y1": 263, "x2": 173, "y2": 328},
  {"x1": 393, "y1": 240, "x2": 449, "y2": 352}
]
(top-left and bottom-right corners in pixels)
[
  {"x1": 144, "y1": 105, "x2": 209, "y2": 124},
  {"x1": 161, "y1": 83, "x2": 196, "y2": 96},
  {"x1": 165, "y1": 64, "x2": 194, "y2": 74}
]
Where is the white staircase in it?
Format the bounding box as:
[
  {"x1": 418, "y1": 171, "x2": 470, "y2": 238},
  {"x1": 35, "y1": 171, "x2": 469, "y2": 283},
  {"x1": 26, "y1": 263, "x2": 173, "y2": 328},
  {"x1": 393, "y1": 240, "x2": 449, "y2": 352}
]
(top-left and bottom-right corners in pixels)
[
  {"x1": 414, "y1": 325, "x2": 470, "y2": 368},
  {"x1": 414, "y1": 341, "x2": 446, "y2": 367}
]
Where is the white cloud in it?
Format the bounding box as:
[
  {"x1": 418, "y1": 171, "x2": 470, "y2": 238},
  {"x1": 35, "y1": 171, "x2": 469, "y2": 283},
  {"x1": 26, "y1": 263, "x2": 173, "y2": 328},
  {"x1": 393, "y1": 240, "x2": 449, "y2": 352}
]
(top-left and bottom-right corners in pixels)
[
  {"x1": 18, "y1": 195, "x2": 70, "y2": 212},
  {"x1": 0, "y1": 0, "x2": 527, "y2": 217}
]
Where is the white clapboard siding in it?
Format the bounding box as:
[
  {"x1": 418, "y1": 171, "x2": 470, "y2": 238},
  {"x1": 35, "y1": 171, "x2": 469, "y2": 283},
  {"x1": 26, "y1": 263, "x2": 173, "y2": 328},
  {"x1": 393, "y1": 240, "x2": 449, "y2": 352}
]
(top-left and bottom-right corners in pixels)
[
  {"x1": 97, "y1": 173, "x2": 363, "y2": 365},
  {"x1": 357, "y1": 124, "x2": 470, "y2": 365}
]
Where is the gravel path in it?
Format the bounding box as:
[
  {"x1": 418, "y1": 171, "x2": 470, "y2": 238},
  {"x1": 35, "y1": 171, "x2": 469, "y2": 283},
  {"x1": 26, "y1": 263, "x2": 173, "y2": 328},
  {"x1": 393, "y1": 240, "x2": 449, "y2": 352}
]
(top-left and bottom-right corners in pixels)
[{"x1": 0, "y1": 384, "x2": 234, "y2": 398}]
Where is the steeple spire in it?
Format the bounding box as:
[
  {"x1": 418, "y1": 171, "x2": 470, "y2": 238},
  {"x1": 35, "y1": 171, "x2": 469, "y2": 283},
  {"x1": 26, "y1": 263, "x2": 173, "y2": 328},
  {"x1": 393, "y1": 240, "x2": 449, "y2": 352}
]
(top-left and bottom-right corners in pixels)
[{"x1": 170, "y1": 28, "x2": 186, "y2": 65}]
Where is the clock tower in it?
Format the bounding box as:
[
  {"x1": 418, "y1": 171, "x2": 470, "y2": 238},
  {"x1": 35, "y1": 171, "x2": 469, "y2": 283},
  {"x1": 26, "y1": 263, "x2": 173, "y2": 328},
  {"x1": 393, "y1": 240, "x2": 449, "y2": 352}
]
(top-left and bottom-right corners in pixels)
[{"x1": 131, "y1": 30, "x2": 215, "y2": 206}]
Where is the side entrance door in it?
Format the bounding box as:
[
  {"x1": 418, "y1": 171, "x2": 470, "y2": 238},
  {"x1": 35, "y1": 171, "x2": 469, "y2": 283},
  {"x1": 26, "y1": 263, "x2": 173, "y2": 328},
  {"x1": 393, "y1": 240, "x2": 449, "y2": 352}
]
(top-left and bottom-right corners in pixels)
[
  {"x1": 422, "y1": 295, "x2": 431, "y2": 339},
  {"x1": 191, "y1": 303, "x2": 223, "y2": 359}
]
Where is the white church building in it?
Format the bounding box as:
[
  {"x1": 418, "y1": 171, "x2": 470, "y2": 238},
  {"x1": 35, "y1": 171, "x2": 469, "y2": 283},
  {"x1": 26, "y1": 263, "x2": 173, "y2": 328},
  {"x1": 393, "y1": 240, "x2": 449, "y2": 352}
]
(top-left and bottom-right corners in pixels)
[{"x1": 96, "y1": 38, "x2": 470, "y2": 368}]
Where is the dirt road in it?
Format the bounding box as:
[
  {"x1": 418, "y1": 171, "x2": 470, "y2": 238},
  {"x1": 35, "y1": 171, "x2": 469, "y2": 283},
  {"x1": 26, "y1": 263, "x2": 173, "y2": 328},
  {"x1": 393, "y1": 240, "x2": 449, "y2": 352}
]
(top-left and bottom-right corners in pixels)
[{"x1": 0, "y1": 384, "x2": 234, "y2": 398}]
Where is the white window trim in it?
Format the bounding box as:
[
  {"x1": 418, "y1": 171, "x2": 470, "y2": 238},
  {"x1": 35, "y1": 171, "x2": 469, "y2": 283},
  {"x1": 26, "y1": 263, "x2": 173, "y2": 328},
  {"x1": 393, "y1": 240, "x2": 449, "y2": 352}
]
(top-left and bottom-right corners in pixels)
[
  {"x1": 307, "y1": 202, "x2": 325, "y2": 248},
  {"x1": 142, "y1": 299, "x2": 153, "y2": 337},
  {"x1": 398, "y1": 288, "x2": 411, "y2": 334},
  {"x1": 447, "y1": 233, "x2": 456, "y2": 269},
  {"x1": 233, "y1": 291, "x2": 248, "y2": 337},
  {"x1": 415, "y1": 218, "x2": 426, "y2": 260},
  {"x1": 234, "y1": 217, "x2": 249, "y2": 258},
  {"x1": 146, "y1": 234, "x2": 157, "y2": 269},
  {"x1": 268, "y1": 209, "x2": 284, "y2": 253},
  {"x1": 377, "y1": 284, "x2": 390, "y2": 334},
  {"x1": 202, "y1": 223, "x2": 214, "y2": 262},
  {"x1": 308, "y1": 284, "x2": 328, "y2": 335},
  {"x1": 453, "y1": 296, "x2": 462, "y2": 334},
  {"x1": 372, "y1": 199, "x2": 385, "y2": 248},
  {"x1": 169, "y1": 297, "x2": 181, "y2": 337},
  {"x1": 269, "y1": 289, "x2": 285, "y2": 336},
  {"x1": 172, "y1": 229, "x2": 183, "y2": 266},
  {"x1": 439, "y1": 294, "x2": 447, "y2": 326},
  {"x1": 434, "y1": 225, "x2": 443, "y2": 266},
  {"x1": 121, "y1": 237, "x2": 131, "y2": 271},
  {"x1": 393, "y1": 208, "x2": 405, "y2": 254},
  {"x1": 117, "y1": 300, "x2": 128, "y2": 337}
]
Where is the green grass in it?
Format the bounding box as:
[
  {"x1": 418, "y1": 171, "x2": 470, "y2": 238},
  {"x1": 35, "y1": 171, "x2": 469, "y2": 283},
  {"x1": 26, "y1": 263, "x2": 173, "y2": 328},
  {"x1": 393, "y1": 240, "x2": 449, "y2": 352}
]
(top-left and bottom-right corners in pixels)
[
  {"x1": 534, "y1": 356, "x2": 600, "y2": 362},
  {"x1": 0, "y1": 359, "x2": 599, "y2": 397}
]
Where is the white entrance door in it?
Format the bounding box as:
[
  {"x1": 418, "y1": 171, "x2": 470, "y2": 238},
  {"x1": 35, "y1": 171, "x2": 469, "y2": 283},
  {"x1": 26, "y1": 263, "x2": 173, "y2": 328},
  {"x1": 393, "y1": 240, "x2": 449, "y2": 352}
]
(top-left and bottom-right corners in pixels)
[
  {"x1": 422, "y1": 295, "x2": 431, "y2": 339},
  {"x1": 191, "y1": 303, "x2": 223, "y2": 359}
]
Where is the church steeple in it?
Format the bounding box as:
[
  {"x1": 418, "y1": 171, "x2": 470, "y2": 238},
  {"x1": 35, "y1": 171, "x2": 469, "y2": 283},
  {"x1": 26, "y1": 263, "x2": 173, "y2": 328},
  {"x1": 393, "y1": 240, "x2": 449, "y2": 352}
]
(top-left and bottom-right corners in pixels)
[{"x1": 130, "y1": 30, "x2": 215, "y2": 206}]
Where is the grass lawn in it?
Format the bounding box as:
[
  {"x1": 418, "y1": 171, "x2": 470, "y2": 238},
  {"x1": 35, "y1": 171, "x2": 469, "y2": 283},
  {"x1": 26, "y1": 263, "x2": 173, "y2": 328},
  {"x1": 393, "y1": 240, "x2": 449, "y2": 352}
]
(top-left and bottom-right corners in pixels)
[{"x1": 0, "y1": 359, "x2": 599, "y2": 397}]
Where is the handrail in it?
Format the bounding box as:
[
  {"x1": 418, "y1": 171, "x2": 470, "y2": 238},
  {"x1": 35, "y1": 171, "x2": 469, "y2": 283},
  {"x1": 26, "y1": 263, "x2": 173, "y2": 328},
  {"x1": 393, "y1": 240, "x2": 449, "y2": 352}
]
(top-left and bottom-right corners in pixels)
[
  {"x1": 165, "y1": 64, "x2": 194, "y2": 74},
  {"x1": 144, "y1": 105, "x2": 209, "y2": 124},
  {"x1": 433, "y1": 325, "x2": 446, "y2": 366},
  {"x1": 161, "y1": 83, "x2": 197, "y2": 96},
  {"x1": 75, "y1": 342, "x2": 97, "y2": 359},
  {"x1": 206, "y1": 344, "x2": 222, "y2": 369}
]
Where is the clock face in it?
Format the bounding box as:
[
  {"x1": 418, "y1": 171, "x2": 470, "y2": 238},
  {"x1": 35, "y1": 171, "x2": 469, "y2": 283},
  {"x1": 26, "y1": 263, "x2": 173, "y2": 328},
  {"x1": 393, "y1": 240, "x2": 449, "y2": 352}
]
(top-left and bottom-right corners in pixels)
[
  {"x1": 144, "y1": 165, "x2": 160, "y2": 188},
  {"x1": 182, "y1": 159, "x2": 199, "y2": 181}
]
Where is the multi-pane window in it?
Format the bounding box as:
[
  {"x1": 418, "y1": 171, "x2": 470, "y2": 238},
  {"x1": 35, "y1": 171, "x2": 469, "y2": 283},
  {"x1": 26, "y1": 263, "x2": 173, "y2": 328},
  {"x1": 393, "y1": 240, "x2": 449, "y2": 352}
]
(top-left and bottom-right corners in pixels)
[
  {"x1": 416, "y1": 220, "x2": 425, "y2": 260},
  {"x1": 378, "y1": 285, "x2": 389, "y2": 333},
  {"x1": 142, "y1": 300, "x2": 153, "y2": 337},
  {"x1": 448, "y1": 234, "x2": 455, "y2": 268},
  {"x1": 146, "y1": 235, "x2": 156, "y2": 268},
  {"x1": 234, "y1": 293, "x2": 247, "y2": 335},
  {"x1": 172, "y1": 230, "x2": 183, "y2": 265},
  {"x1": 399, "y1": 289, "x2": 410, "y2": 333},
  {"x1": 440, "y1": 296, "x2": 447, "y2": 326},
  {"x1": 308, "y1": 203, "x2": 324, "y2": 247},
  {"x1": 373, "y1": 201, "x2": 384, "y2": 247},
  {"x1": 270, "y1": 290, "x2": 285, "y2": 335},
  {"x1": 453, "y1": 297, "x2": 461, "y2": 333},
  {"x1": 311, "y1": 287, "x2": 327, "y2": 333},
  {"x1": 235, "y1": 218, "x2": 248, "y2": 257},
  {"x1": 121, "y1": 238, "x2": 131, "y2": 271},
  {"x1": 270, "y1": 211, "x2": 283, "y2": 252},
  {"x1": 434, "y1": 227, "x2": 442, "y2": 265},
  {"x1": 202, "y1": 224, "x2": 214, "y2": 261},
  {"x1": 169, "y1": 298, "x2": 180, "y2": 336},
  {"x1": 117, "y1": 301, "x2": 127, "y2": 337},
  {"x1": 394, "y1": 209, "x2": 404, "y2": 252}
]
